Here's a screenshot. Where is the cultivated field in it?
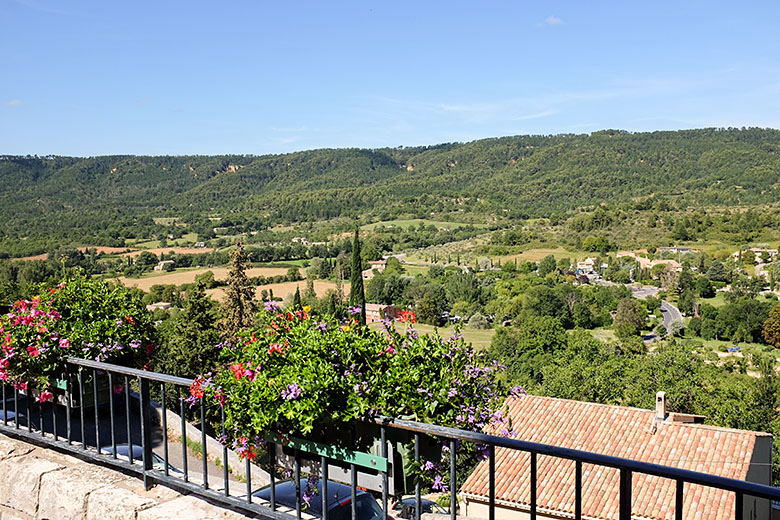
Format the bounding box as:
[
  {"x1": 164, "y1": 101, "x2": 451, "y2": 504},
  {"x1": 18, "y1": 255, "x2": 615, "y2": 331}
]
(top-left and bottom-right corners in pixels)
[
  {"x1": 206, "y1": 280, "x2": 349, "y2": 302},
  {"x1": 118, "y1": 247, "x2": 214, "y2": 258},
  {"x1": 16, "y1": 246, "x2": 134, "y2": 261},
  {"x1": 116, "y1": 267, "x2": 297, "y2": 292}
]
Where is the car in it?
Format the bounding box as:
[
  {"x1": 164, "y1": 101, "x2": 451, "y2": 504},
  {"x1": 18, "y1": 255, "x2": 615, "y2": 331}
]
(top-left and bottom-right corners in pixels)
[
  {"x1": 391, "y1": 497, "x2": 448, "y2": 518},
  {"x1": 99, "y1": 444, "x2": 182, "y2": 474},
  {"x1": 253, "y1": 478, "x2": 385, "y2": 520}
]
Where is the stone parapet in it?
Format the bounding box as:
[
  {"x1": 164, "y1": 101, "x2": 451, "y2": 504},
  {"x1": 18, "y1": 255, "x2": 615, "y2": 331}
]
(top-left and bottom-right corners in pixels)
[{"x1": 0, "y1": 434, "x2": 255, "y2": 519}]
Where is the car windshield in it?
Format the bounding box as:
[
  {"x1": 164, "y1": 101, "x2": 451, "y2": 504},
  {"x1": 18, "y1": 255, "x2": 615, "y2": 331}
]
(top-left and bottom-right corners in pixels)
[{"x1": 329, "y1": 495, "x2": 384, "y2": 520}]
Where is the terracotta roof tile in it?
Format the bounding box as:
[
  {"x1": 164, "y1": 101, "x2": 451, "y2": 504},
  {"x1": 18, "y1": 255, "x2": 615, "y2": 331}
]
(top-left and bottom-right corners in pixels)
[{"x1": 460, "y1": 395, "x2": 770, "y2": 519}]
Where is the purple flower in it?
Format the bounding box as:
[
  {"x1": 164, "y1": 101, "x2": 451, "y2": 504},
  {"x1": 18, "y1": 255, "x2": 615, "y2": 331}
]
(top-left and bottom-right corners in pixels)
[
  {"x1": 264, "y1": 300, "x2": 281, "y2": 312},
  {"x1": 510, "y1": 385, "x2": 526, "y2": 397},
  {"x1": 314, "y1": 321, "x2": 328, "y2": 332},
  {"x1": 347, "y1": 305, "x2": 362, "y2": 316},
  {"x1": 281, "y1": 383, "x2": 302, "y2": 400},
  {"x1": 406, "y1": 327, "x2": 418, "y2": 340},
  {"x1": 432, "y1": 475, "x2": 449, "y2": 492}
]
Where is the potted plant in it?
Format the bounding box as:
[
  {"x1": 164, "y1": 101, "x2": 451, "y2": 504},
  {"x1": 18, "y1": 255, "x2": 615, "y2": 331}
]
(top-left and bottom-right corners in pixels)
[
  {"x1": 192, "y1": 303, "x2": 518, "y2": 492},
  {"x1": 0, "y1": 278, "x2": 156, "y2": 405}
]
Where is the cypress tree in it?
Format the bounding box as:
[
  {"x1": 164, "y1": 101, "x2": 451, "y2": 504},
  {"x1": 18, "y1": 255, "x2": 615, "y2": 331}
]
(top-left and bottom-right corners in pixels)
[
  {"x1": 293, "y1": 286, "x2": 302, "y2": 308},
  {"x1": 349, "y1": 226, "x2": 366, "y2": 325},
  {"x1": 221, "y1": 242, "x2": 256, "y2": 341}
]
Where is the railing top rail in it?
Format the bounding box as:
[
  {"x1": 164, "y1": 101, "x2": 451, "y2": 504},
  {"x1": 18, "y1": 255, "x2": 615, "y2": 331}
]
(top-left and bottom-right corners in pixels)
[
  {"x1": 371, "y1": 415, "x2": 780, "y2": 501},
  {"x1": 57, "y1": 357, "x2": 780, "y2": 502},
  {"x1": 63, "y1": 357, "x2": 194, "y2": 387}
]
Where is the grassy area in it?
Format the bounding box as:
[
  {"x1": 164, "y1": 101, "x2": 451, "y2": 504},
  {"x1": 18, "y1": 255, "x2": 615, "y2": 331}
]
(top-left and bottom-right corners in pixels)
[
  {"x1": 591, "y1": 328, "x2": 617, "y2": 343},
  {"x1": 701, "y1": 292, "x2": 729, "y2": 308},
  {"x1": 257, "y1": 259, "x2": 311, "y2": 267},
  {"x1": 402, "y1": 264, "x2": 432, "y2": 275},
  {"x1": 362, "y1": 219, "x2": 488, "y2": 231},
  {"x1": 368, "y1": 322, "x2": 495, "y2": 350},
  {"x1": 125, "y1": 232, "x2": 199, "y2": 249},
  {"x1": 496, "y1": 247, "x2": 584, "y2": 263}
]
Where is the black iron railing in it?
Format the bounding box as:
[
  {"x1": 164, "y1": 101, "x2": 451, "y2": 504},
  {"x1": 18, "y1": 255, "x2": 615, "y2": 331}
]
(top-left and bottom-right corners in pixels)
[{"x1": 1, "y1": 357, "x2": 779, "y2": 520}]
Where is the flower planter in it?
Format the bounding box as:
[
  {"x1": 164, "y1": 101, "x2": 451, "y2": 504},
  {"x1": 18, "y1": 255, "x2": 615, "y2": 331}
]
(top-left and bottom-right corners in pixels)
[
  {"x1": 52, "y1": 373, "x2": 111, "y2": 409},
  {"x1": 269, "y1": 421, "x2": 442, "y2": 495}
]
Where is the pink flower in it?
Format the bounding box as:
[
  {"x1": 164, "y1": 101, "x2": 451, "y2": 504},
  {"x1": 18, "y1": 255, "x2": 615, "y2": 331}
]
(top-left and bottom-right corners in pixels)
[
  {"x1": 113, "y1": 384, "x2": 124, "y2": 394},
  {"x1": 59, "y1": 338, "x2": 70, "y2": 349},
  {"x1": 26, "y1": 345, "x2": 40, "y2": 357},
  {"x1": 37, "y1": 391, "x2": 53, "y2": 403}
]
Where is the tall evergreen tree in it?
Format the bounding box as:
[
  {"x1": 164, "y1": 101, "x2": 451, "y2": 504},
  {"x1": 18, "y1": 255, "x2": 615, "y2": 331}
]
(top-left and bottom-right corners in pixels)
[
  {"x1": 221, "y1": 242, "x2": 256, "y2": 341},
  {"x1": 293, "y1": 286, "x2": 302, "y2": 308},
  {"x1": 349, "y1": 226, "x2": 366, "y2": 325},
  {"x1": 157, "y1": 279, "x2": 220, "y2": 378}
]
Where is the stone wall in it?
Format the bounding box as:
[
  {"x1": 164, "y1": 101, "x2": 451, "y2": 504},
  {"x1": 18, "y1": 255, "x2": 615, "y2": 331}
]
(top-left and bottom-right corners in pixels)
[{"x1": 0, "y1": 434, "x2": 256, "y2": 520}]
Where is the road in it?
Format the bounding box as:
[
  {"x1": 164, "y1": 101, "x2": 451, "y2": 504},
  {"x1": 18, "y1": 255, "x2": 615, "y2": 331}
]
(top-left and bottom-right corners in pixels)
[
  {"x1": 627, "y1": 283, "x2": 679, "y2": 342},
  {"x1": 659, "y1": 300, "x2": 683, "y2": 333}
]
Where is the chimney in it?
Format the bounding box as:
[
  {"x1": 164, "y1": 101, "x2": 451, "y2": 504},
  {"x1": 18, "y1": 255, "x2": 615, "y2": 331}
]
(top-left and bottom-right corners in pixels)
[{"x1": 655, "y1": 391, "x2": 667, "y2": 420}]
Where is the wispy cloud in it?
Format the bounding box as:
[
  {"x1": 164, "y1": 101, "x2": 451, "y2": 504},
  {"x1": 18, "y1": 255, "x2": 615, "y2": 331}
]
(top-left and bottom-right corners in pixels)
[
  {"x1": 545, "y1": 16, "x2": 563, "y2": 25},
  {"x1": 6, "y1": 99, "x2": 22, "y2": 107}
]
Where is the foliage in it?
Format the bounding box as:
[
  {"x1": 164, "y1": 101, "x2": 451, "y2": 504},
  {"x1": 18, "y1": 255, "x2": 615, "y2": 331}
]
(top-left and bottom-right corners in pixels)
[
  {"x1": 349, "y1": 227, "x2": 366, "y2": 326},
  {"x1": 0, "y1": 278, "x2": 155, "y2": 393},
  {"x1": 221, "y1": 243, "x2": 256, "y2": 341},
  {"x1": 194, "y1": 307, "x2": 514, "y2": 462},
  {"x1": 156, "y1": 280, "x2": 221, "y2": 379},
  {"x1": 762, "y1": 304, "x2": 780, "y2": 347},
  {"x1": 614, "y1": 298, "x2": 646, "y2": 332}
]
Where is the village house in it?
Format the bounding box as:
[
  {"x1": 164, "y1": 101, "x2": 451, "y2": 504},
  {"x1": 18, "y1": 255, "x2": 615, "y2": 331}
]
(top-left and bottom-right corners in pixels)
[
  {"x1": 153, "y1": 260, "x2": 175, "y2": 271},
  {"x1": 656, "y1": 246, "x2": 698, "y2": 255},
  {"x1": 575, "y1": 258, "x2": 597, "y2": 275},
  {"x1": 617, "y1": 252, "x2": 682, "y2": 273},
  {"x1": 364, "y1": 303, "x2": 400, "y2": 323},
  {"x1": 362, "y1": 259, "x2": 387, "y2": 281},
  {"x1": 460, "y1": 393, "x2": 771, "y2": 520}
]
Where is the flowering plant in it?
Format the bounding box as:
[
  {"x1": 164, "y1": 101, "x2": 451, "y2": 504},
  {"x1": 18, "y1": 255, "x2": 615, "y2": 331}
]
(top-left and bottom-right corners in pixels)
[
  {"x1": 195, "y1": 304, "x2": 516, "y2": 469},
  {"x1": 0, "y1": 278, "x2": 156, "y2": 399}
]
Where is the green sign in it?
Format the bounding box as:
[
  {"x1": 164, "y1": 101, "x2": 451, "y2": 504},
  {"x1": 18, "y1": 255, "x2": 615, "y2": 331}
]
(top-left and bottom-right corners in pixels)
[{"x1": 266, "y1": 432, "x2": 388, "y2": 472}]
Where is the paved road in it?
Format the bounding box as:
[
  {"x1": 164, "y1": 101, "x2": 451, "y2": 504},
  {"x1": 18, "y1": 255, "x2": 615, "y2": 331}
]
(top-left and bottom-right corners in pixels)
[{"x1": 658, "y1": 300, "x2": 683, "y2": 335}]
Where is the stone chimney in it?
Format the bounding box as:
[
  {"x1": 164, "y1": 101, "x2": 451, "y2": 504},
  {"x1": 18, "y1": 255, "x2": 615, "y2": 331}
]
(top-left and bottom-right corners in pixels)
[{"x1": 655, "y1": 391, "x2": 667, "y2": 420}]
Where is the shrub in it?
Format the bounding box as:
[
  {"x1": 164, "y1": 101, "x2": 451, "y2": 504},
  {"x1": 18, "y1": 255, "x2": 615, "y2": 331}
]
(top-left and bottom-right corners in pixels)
[{"x1": 0, "y1": 278, "x2": 156, "y2": 395}]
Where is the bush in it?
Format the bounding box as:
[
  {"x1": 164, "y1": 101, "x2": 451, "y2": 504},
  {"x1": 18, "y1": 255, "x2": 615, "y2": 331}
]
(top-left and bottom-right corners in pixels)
[
  {"x1": 0, "y1": 278, "x2": 156, "y2": 394},
  {"x1": 195, "y1": 306, "x2": 516, "y2": 454}
]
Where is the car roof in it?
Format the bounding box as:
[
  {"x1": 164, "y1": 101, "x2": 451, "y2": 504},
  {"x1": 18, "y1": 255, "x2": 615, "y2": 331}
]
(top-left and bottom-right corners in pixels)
[{"x1": 254, "y1": 478, "x2": 368, "y2": 514}]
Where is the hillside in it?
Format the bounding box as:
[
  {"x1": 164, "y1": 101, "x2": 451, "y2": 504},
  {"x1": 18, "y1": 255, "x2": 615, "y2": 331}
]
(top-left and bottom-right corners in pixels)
[{"x1": 2, "y1": 127, "x2": 780, "y2": 256}]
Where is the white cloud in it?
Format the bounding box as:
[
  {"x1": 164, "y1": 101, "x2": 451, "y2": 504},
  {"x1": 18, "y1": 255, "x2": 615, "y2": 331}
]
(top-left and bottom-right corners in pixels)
[
  {"x1": 6, "y1": 99, "x2": 22, "y2": 107},
  {"x1": 545, "y1": 16, "x2": 563, "y2": 25}
]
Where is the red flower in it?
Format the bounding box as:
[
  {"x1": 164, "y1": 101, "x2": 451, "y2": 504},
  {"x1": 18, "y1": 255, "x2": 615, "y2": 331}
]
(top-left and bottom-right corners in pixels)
[
  {"x1": 230, "y1": 363, "x2": 245, "y2": 380},
  {"x1": 399, "y1": 311, "x2": 417, "y2": 324},
  {"x1": 124, "y1": 316, "x2": 135, "y2": 325},
  {"x1": 189, "y1": 378, "x2": 205, "y2": 399},
  {"x1": 267, "y1": 343, "x2": 284, "y2": 355}
]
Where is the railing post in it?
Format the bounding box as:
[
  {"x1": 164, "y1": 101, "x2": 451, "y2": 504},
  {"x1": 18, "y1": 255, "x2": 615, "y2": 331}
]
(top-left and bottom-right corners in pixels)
[
  {"x1": 619, "y1": 469, "x2": 632, "y2": 520},
  {"x1": 139, "y1": 377, "x2": 153, "y2": 490},
  {"x1": 676, "y1": 479, "x2": 683, "y2": 520}
]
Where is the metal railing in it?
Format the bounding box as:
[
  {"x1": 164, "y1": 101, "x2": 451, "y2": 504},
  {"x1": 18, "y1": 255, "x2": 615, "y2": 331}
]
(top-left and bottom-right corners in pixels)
[{"x1": 1, "y1": 356, "x2": 779, "y2": 520}]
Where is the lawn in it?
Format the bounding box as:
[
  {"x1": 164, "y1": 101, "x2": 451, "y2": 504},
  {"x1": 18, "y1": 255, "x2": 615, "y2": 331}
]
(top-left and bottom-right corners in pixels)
[
  {"x1": 368, "y1": 322, "x2": 495, "y2": 350},
  {"x1": 496, "y1": 247, "x2": 584, "y2": 263},
  {"x1": 701, "y1": 292, "x2": 729, "y2": 308}
]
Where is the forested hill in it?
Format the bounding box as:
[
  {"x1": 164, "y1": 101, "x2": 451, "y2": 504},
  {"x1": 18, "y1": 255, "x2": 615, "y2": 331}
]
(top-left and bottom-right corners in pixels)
[{"x1": 2, "y1": 127, "x2": 780, "y2": 254}]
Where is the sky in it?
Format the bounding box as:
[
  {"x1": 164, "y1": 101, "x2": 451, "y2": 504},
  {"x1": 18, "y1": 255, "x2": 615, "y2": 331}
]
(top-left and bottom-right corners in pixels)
[{"x1": 2, "y1": 1, "x2": 780, "y2": 156}]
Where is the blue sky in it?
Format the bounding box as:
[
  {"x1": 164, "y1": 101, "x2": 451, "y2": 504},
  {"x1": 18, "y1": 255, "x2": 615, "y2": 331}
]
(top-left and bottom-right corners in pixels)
[{"x1": 2, "y1": 1, "x2": 780, "y2": 156}]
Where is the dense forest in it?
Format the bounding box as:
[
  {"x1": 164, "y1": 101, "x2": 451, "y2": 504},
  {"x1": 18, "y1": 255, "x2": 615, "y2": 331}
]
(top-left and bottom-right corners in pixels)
[{"x1": 3, "y1": 127, "x2": 780, "y2": 256}]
